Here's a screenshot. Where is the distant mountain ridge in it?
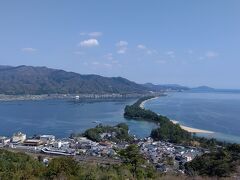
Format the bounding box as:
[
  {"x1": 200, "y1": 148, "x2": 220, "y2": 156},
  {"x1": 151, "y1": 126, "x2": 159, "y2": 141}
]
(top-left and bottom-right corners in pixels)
[
  {"x1": 2, "y1": 65, "x2": 235, "y2": 95},
  {"x1": 143, "y1": 83, "x2": 189, "y2": 92},
  {"x1": 190, "y1": 86, "x2": 240, "y2": 93},
  {"x1": 190, "y1": 86, "x2": 216, "y2": 92},
  {"x1": 0, "y1": 65, "x2": 149, "y2": 95}
]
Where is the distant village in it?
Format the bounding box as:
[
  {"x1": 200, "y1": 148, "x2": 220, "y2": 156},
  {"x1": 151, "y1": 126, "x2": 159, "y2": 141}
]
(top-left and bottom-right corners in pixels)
[
  {"x1": 0, "y1": 130, "x2": 206, "y2": 173},
  {"x1": 0, "y1": 93, "x2": 149, "y2": 101}
]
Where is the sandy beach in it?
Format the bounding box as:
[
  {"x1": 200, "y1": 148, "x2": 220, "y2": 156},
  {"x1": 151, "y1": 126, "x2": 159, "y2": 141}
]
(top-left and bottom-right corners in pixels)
[
  {"x1": 139, "y1": 97, "x2": 159, "y2": 109},
  {"x1": 140, "y1": 97, "x2": 214, "y2": 134},
  {"x1": 171, "y1": 120, "x2": 214, "y2": 134}
]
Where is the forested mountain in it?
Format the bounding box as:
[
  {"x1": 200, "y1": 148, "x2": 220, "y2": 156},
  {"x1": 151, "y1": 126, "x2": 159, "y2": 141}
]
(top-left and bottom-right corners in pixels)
[{"x1": 0, "y1": 65, "x2": 148, "y2": 95}]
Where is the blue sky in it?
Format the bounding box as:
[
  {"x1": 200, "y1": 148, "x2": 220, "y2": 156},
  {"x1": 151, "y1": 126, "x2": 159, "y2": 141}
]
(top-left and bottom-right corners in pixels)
[{"x1": 0, "y1": 1, "x2": 239, "y2": 88}]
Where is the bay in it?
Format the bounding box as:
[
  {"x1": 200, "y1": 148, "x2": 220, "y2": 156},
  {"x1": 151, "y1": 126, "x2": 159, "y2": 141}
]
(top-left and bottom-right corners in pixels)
[{"x1": 0, "y1": 99, "x2": 157, "y2": 138}]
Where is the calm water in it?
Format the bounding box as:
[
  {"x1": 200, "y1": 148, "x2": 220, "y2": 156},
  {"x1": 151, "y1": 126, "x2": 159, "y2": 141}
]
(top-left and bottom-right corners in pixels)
[
  {"x1": 145, "y1": 92, "x2": 240, "y2": 143},
  {"x1": 0, "y1": 99, "x2": 157, "y2": 138},
  {"x1": 2, "y1": 93, "x2": 240, "y2": 143}
]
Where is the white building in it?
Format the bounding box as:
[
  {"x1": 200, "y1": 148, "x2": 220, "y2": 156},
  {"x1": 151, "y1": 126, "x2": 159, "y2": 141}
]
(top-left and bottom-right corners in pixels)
[
  {"x1": 11, "y1": 132, "x2": 26, "y2": 144},
  {"x1": 0, "y1": 136, "x2": 11, "y2": 145},
  {"x1": 53, "y1": 141, "x2": 69, "y2": 149},
  {"x1": 184, "y1": 155, "x2": 193, "y2": 162},
  {"x1": 40, "y1": 135, "x2": 55, "y2": 144}
]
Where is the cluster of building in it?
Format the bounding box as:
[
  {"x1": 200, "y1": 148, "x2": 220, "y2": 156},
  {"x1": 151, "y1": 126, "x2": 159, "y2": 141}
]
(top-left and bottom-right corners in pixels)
[
  {"x1": 0, "y1": 93, "x2": 149, "y2": 102},
  {"x1": 74, "y1": 93, "x2": 149, "y2": 100},
  {"x1": 0, "y1": 132, "x2": 119, "y2": 158},
  {"x1": 73, "y1": 137, "x2": 118, "y2": 157},
  {"x1": 0, "y1": 132, "x2": 205, "y2": 173},
  {"x1": 138, "y1": 137, "x2": 204, "y2": 173},
  {"x1": 0, "y1": 132, "x2": 75, "y2": 155},
  {"x1": 0, "y1": 133, "x2": 56, "y2": 146}
]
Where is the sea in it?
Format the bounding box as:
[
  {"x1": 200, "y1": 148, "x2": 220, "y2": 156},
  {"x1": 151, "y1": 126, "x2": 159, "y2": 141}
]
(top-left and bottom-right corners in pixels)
[
  {"x1": 1, "y1": 92, "x2": 240, "y2": 143},
  {"x1": 144, "y1": 92, "x2": 240, "y2": 143},
  {"x1": 0, "y1": 98, "x2": 157, "y2": 138}
]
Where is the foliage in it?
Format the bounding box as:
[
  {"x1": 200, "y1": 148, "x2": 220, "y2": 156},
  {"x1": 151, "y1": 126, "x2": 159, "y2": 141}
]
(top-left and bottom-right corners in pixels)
[
  {"x1": 0, "y1": 149, "x2": 160, "y2": 179},
  {"x1": 185, "y1": 144, "x2": 240, "y2": 177},
  {"x1": 151, "y1": 122, "x2": 191, "y2": 144},
  {"x1": 124, "y1": 96, "x2": 192, "y2": 143},
  {"x1": 191, "y1": 136, "x2": 230, "y2": 149},
  {"x1": 0, "y1": 65, "x2": 148, "y2": 95},
  {"x1": 119, "y1": 144, "x2": 157, "y2": 179},
  {"x1": 124, "y1": 96, "x2": 233, "y2": 147},
  {"x1": 81, "y1": 123, "x2": 134, "y2": 143},
  {"x1": 44, "y1": 157, "x2": 79, "y2": 179},
  {"x1": 0, "y1": 149, "x2": 44, "y2": 179},
  {"x1": 124, "y1": 97, "x2": 240, "y2": 178}
]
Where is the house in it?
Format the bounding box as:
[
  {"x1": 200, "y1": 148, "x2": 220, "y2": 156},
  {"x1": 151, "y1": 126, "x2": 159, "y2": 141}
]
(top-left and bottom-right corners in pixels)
[
  {"x1": 11, "y1": 132, "x2": 26, "y2": 144},
  {"x1": 0, "y1": 136, "x2": 10, "y2": 145},
  {"x1": 53, "y1": 141, "x2": 69, "y2": 149},
  {"x1": 23, "y1": 139, "x2": 43, "y2": 146},
  {"x1": 40, "y1": 135, "x2": 55, "y2": 144}
]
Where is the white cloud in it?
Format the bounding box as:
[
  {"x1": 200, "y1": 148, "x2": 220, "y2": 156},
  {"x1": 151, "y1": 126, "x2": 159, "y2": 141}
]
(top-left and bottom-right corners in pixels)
[
  {"x1": 137, "y1": 44, "x2": 146, "y2": 49},
  {"x1": 117, "y1": 49, "x2": 127, "y2": 54},
  {"x1": 104, "y1": 53, "x2": 113, "y2": 60},
  {"x1": 166, "y1": 51, "x2": 174, "y2": 55},
  {"x1": 116, "y1": 41, "x2": 128, "y2": 47},
  {"x1": 205, "y1": 51, "x2": 219, "y2": 58},
  {"x1": 166, "y1": 51, "x2": 175, "y2": 58},
  {"x1": 146, "y1": 50, "x2": 153, "y2": 55},
  {"x1": 103, "y1": 63, "x2": 112, "y2": 68},
  {"x1": 88, "y1": 32, "x2": 102, "y2": 37},
  {"x1": 79, "y1": 39, "x2": 99, "y2": 47},
  {"x1": 137, "y1": 44, "x2": 157, "y2": 55},
  {"x1": 80, "y1": 31, "x2": 103, "y2": 37},
  {"x1": 116, "y1": 41, "x2": 128, "y2": 54},
  {"x1": 112, "y1": 60, "x2": 119, "y2": 64},
  {"x1": 92, "y1": 61, "x2": 100, "y2": 65},
  {"x1": 91, "y1": 62, "x2": 114, "y2": 68},
  {"x1": 187, "y1": 49, "x2": 194, "y2": 54},
  {"x1": 21, "y1": 48, "x2": 37, "y2": 52}
]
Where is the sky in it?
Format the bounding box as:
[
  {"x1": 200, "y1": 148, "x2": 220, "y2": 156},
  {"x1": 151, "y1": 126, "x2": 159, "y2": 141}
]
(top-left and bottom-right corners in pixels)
[{"x1": 0, "y1": 1, "x2": 239, "y2": 88}]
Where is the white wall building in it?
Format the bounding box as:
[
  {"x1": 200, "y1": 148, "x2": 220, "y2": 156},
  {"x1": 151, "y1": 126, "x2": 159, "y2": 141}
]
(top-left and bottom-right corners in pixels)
[
  {"x1": 0, "y1": 136, "x2": 11, "y2": 145},
  {"x1": 11, "y1": 132, "x2": 26, "y2": 143},
  {"x1": 40, "y1": 135, "x2": 55, "y2": 144}
]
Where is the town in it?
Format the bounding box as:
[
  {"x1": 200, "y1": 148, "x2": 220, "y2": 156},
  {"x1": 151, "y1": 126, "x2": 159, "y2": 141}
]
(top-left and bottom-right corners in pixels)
[{"x1": 0, "y1": 129, "x2": 206, "y2": 174}]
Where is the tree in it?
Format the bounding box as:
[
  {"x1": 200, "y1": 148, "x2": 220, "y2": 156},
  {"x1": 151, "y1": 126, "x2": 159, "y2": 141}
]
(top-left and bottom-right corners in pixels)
[
  {"x1": 45, "y1": 157, "x2": 79, "y2": 179},
  {"x1": 119, "y1": 145, "x2": 145, "y2": 178}
]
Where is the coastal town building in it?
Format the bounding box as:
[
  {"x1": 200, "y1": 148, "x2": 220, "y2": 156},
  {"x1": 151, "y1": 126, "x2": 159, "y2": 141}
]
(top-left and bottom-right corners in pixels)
[
  {"x1": 40, "y1": 135, "x2": 55, "y2": 144},
  {"x1": 0, "y1": 131, "x2": 204, "y2": 173},
  {"x1": 0, "y1": 136, "x2": 10, "y2": 145},
  {"x1": 23, "y1": 139, "x2": 43, "y2": 146},
  {"x1": 53, "y1": 141, "x2": 69, "y2": 149},
  {"x1": 11, "y1": 132, "x2": 26, "y2": 144}
]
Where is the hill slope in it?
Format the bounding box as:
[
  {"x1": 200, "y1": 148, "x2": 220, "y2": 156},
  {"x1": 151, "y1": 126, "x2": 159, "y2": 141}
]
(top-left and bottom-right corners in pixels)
[{"x1": 0, "y1": 65, "x2": 148, "y2": 95}]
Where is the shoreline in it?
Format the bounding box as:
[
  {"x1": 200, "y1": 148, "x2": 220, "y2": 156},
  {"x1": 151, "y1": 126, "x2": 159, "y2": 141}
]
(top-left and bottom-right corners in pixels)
[
  {"x1": 170, "y1": 120, "x2": 214, "y2": 134},
  {"x1": 0, "y1": 93, "x2": 146, "y2": 102},
  {"x1": 139, "y1": 97, "x2": 159, "y2": 109},
  {"x1": 141, "y1": 96, "x2": 214, "y2": 134}
]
